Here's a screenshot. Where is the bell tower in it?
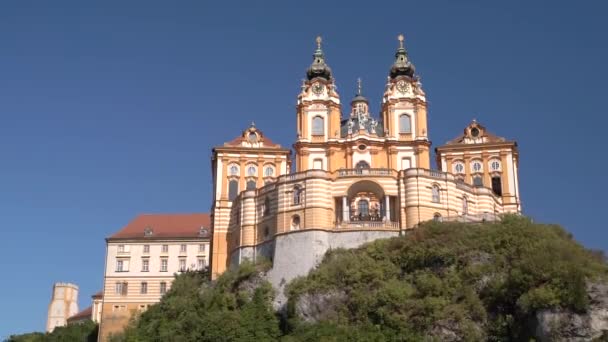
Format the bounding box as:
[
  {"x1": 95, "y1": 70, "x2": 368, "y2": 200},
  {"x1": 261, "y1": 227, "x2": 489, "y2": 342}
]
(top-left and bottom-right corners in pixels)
[
  {"x1": 382, "y1": 35, "x2": 430, "y2": 169},
  {"x1": 294, "y1": 36, "x2": 342, "y2": 172}
]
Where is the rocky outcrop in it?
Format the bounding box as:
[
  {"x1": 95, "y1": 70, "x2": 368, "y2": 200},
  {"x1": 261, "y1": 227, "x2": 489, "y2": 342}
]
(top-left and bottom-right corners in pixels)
[
  {"x1": 293, "y1": 290, "x2": 347, "y2": 323},
  {"x1": 534, "y1": 282, "x2": 608, "y2": 341}
]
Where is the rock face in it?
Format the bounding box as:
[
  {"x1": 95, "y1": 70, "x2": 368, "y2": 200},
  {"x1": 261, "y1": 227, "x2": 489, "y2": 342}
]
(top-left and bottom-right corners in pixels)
[
  {"x1": 293, "y1": 290, "x2": 347, "y2": 323},
  {"x1": 534, "y1": 282, "x2": 608, "y2": 341}
]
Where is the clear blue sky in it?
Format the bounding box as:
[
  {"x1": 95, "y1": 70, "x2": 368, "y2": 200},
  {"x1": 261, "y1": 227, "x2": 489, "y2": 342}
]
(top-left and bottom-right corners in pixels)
[{"x1": 1, "y1": 0, "x2": 607, "y2": 337}]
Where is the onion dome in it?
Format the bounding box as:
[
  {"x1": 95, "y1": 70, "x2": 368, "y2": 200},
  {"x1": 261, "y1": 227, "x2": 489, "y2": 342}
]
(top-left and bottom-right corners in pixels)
[
  {"x1": 306, "y1": 36, "x2": 332, "y2": 80},
  {"x1": 389, "y1": 34, "x2": 416, "y2": 79},
  {"x1": 351, "y1": 78, "x2": 368, "y2": 104}
]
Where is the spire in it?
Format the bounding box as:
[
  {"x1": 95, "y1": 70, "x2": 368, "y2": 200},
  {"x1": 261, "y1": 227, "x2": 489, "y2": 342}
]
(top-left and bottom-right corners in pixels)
[
  {"x1": 389, "y1": 34, "x2": 416, "y2": 79},
  {"x1": 351, "y1": 77, "x2": 368, "y2": 104},
  {"x1": 306, "y1": 36, "x2": 332, "y2": 81}
]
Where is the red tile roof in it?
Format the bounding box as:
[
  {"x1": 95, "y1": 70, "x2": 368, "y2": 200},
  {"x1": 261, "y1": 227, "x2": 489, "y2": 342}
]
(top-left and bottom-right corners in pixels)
[
  {"x1": 108, "y1": 213, "x2": 211, "y2": 240},
  {"x1": 67, "y1": 306, "x2": 92, "y2": 323}
]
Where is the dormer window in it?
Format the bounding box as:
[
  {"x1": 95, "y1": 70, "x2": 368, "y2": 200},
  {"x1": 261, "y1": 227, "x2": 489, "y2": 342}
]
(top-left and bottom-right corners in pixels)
[
  {"x1": 143, "y1": 227, "x2": 153, "y2": 237},
  {"x1": 199, "y1": 227, "x2": 208, "y2": 237}
]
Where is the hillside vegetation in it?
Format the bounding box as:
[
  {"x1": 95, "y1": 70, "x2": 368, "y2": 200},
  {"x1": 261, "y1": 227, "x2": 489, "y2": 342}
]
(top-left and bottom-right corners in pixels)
[{"x1": 110, "y1": 216, "x2": 608, "y2": 341}]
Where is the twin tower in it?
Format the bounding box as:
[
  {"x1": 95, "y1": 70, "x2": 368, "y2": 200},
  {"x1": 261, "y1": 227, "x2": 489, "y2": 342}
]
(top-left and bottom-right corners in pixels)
[{"x1": 294, "y1": 35, "x2": 431, "y2": 174}]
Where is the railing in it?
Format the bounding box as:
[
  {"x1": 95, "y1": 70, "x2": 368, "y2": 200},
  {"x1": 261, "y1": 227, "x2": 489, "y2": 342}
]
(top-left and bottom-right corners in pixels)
[
  {"x1": 405, "y1": 168, "x2": 449, "y2": 180},
  {"x1": 438, "y1": 213, "x2": 500, "y2": 223},
  {"x1": 282, "y1": 169, "x2": 329, "y2": 182},
  {"x1": 455, "y1": 180, "x2": 475, "y2": 192},
  {"x1": 336, "y1": 220, "x2": 399, "y2": 229},
  {"x1": 337, "y1": 168, "x2": 393, "y2": 177}
]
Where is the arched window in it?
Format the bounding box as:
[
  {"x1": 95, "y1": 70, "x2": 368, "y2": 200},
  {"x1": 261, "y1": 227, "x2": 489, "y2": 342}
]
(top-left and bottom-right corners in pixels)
[
  {"x1": 431, "y1": 185, "x2": 441, "y2": 203},
  {"x1": 312, "y1": 116, "x2": 324, "y2": 135},
  {"x1": 472, "y1": 161, "x2": 482, "y2": 173},
  {"x1": 454, "y1": 162, "x2": 464, "y2": 174},
  {"x1": 246, "y1": 180, "x2": 256, "y2": 190},
  {"x1": 293, "y1": 186, "x2": 302, "y2": 205},
  {"x1": 264, "y1": 166, "x2": 274, "y2": 177},
  {"x1": 358, "y1": 200, "x2": 370, "y2": 218},
  {"x1": 490, "y1": 160, "x2": 501, "y2": 171},
  {"x1": 263, "y1": 226, "x2": 270, "y2": 238},
  {"x1": 247, "y1": 165, "x2": 257, "y2": 177},
  {"x1": 462, "y1": 197, "x2": 468, "y2": 215},
  {"x1": 228, "y1": 180, "x2": 238, "y2": 201},
  {"x1": 399, "y1": 114, "x2": 411, "y2": 133},
  {"x1": 248, "y1": 132, "x2": 257, "y2": 142},
  {"x1": 291, "y1": 215, "x2": 300, "y2": 230},
  {"x1": 433, "y1": 213, "x2": 442, "y2": 222},
  {"x1": 473, "y1": 176, "x2": 483, "y2": 187},
  {"x1": 355, "y1": 160, "x2": 370, "y2": 169},
  {"x1": 229, "y1": 164, "x2": 239, "y2": 176}
]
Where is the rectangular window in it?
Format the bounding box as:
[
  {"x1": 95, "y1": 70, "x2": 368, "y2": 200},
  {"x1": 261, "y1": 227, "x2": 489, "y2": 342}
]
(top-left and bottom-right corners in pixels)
[
  {"x1": 180, "y1": 244, "x2": 187, "y2": 253},
  {"x1": 401, "y1": 157, "x2": 411, "y2": 170},
  {"x1": 492, "y1": 177, "x2": 503, "y2": 196},
  {"x1": 161, "y1": 245, "x2": 168, "y2": 253},
  {"x1": 312, "y1": 159, "x2": 323, "y2": 170},
  {"x1": 143, "y1": 245, "x2": 150, "y2": 254},
  {"x1": 179, "y1": 258, "x2": 186, "y2": 272},
  {"x1": 197, "y1": 257, "x2": 206, "y2": 270},
  {"x1": 198, "y1": 244, "x2": 206, "y2": 253},
  {"x1": 115, "y1": 259, "x2": 128, "y2": 272},
  {"x1": 140, "y1": 282, "x2": 147, "y2": 294},
  {"x1": 117, "y1": 245, "x2": 125, "y2": 253},
  {"x1": 141, "y1": 259, "x2": 149, "y2": 272},
  {"x1": 228, "y1": 180, "x2": 239, "y2": 201},
  {"x1": 160, "y1": 258, "x2": 168, "y2": 272},
  {"x1": 160, "y1": 282, "x2": 167, "y2": 294},
  {"x1": 115, "y1": 282, "x2": 128, "y2": 296}
]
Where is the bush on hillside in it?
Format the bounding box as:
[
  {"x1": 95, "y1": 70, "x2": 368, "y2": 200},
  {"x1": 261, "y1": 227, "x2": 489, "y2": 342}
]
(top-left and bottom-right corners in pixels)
[
  {"x1": 285, "y1": 215, "x2": 608, "y2": 340},
  {"x1": 6, "y1": 320, "x2": 97, "y2": 342},
  {"x1": 110, "y1": 262, "x2": 280, "y2": 342}
]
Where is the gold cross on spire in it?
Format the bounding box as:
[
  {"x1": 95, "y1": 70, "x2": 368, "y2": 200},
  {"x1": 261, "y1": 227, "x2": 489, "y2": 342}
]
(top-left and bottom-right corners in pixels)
[
  {"x1": 398, "y1": 34, "x2": 405, "y2": 49},
  {"x1": 316, "y1": 36, "x2": 322, "y2": 49}
]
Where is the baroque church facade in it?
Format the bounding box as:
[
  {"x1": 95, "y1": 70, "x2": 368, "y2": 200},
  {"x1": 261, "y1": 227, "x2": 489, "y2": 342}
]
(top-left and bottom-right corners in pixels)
[{"x1": 209, "y1": 35, "x2": 521, "y2": 286}]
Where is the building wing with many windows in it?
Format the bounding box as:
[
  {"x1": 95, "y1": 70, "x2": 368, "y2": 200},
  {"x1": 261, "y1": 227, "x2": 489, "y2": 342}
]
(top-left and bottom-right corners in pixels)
[{"x1": 99, "y1": 213, "x2": 211, "y2": 340}]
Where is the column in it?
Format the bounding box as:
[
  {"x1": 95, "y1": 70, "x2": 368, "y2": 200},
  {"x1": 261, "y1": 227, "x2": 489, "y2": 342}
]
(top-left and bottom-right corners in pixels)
[
  {"x1": 384, "y1": 196, "x2": 391, "y2": 221},
  {"x1": 342, "y1": 196, "x2": 349, "y2": 222}
]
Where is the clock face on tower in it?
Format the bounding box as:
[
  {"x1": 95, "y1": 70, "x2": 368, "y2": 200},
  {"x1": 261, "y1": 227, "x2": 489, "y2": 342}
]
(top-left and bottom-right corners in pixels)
[
  {"x1": 312, "y1": 82, "x2": 325, "y2": 95},
  {"x1": 396, "y1": 80, "x2": 410, "y2": 94}
]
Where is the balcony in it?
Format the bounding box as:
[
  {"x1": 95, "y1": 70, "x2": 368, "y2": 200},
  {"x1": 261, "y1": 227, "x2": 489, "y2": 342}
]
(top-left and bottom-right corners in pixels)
[
  {"x1": 336, "y1": 220, "x2": 399, "y2": 230},
  {"x1": 337, "y1": 168, "x2": 395, "y2": 177}
]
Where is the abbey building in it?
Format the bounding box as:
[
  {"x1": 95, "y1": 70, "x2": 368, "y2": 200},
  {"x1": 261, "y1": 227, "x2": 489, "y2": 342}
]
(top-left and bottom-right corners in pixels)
[
  {"x1": 97, "y1": 35, "x2": 521, "y2": 339},
  {"x1": 209, "y1": 35, "x2": 521, "y2": 285}
]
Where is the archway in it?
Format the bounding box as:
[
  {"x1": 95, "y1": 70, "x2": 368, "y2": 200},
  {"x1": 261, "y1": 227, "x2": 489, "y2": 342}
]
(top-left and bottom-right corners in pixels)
[{"x1": 342, "y1": 180, "x2": 386, "y2": 222}]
